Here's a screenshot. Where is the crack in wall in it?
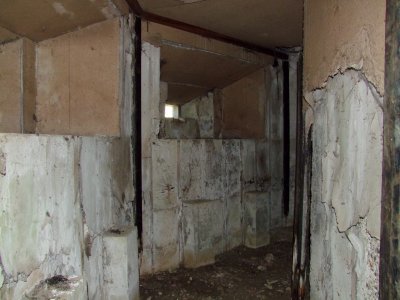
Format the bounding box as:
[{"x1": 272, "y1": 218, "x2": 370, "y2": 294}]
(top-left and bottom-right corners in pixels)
[
  {"x1": 310, "y1": 68, "x2": 382, "y2": 298},
  {"x1": 310, "y1": 66, "x2": 384, "y2": 101}
]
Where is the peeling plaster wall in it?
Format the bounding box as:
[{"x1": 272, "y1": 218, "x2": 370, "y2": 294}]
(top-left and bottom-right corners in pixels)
[
  {"x1": 36, "y1": 18, "x2": 121, "y2": 136},
  {"x1": 304, "y1": 0, "x2": 385, "y2": 298},
  {"x1": 310, "y1": 71, "x2": 382, "y2": 299},
  {"x1": 0, "y1": 134, "x2": 138, "y2": 300},
  {"x1": 304, "y1": 0, "x2": 385, "y2": 95}
]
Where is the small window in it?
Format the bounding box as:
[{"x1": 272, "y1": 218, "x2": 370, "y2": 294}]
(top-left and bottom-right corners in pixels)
[{"x1": 165, "y1": 104, "x2": 179, "y2": 119}]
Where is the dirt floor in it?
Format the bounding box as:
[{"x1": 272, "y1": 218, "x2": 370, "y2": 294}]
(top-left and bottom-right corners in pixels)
[{"x1": 140, "y1": 227, "x2": 293, "y2": 300}]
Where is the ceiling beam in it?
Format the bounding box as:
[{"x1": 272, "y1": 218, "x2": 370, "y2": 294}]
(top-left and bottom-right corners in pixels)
[{"x1": 125, "y1": 0, "x2": 288, "y2": 60}]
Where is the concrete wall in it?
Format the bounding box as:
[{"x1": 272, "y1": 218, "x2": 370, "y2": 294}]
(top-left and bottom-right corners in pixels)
[
  {"x1": 304, "y1": 0, "x2": 385, "y2": 298},
  {"x1": 0, "y1": 15, "x2": 138, "y2": 299},
  {"x1": 141, "y1": 42, "x2": 294, "y2": 274},
  {"x1": 0, "y1": 134, "x2": 138, "y2": 300}
]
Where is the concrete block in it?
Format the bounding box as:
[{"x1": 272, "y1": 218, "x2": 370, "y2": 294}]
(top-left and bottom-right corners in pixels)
[
  {"x1": 204, "y1": 140, "x2": 223, "y2": 200},
  {"x1": 141, "y1": 42, "x2": 161, "y2": 157},
  {"x1": 160, "y1": 82, "x2": 168, "y2": 111},
  {"x1": 181, "y1": 100, "x2": 198, "y2": 119},
  {"x1": 198, "y1": 93, "x2": 214, "y2": 138},
  {"x1": 183, "y1": 200, "x2": 224, "y2": 268},
  {"x1": 84, "y1": 233, "x2": 104, "y2": 300},
  {"x1": 80, "y1": 138, "x2": 114, "y2": 234},
  {"x1": 269, "y1": 189, "x2": 283, "y2": 229},
  {"x1": 255, "y1": 139, "x2": 269, "y2": 191},
  {"x1": 179, "y1": 140, "x2": 203, "y2": 201},
  {"x1": 103, "y1": 227, "x2": 139, "y2": 300},
  {"x1": 152, "y1": 208, "x2": 180, "y2": 271},
  {"x1": 222, "y1": 140, "x2": 242, "y2": 249},
  {"x1": 241, "y1": 140, "x2": 256, "y2": 192},
  {"x1": 0, "y1": 135, "x2": 83, "y2": 299},
  {"x1": 162, "y1": 118, "x2": 200, "y2": 139},
  {"x1": 152, "y1": 140, "x2": 178, "y2": 210},
  {"x1": 139, "y1": 247, "x2": 153, "y2": 276},
  {"x1": 269, "y1": 140, "x2": 283, "y2": 184},
  {"x1": 244, "y1": 191, "x2": 270, "y2": 248}
]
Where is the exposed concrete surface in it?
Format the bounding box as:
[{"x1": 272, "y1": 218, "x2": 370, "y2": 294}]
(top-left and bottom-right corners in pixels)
[
  {"x1": 244, "y1": 191, "x2": 271, "y2": 248},
  {"x1": 141, "y1": 41, "x2": 295, "y2": 274},
  {"x1": 103, "y1": 228, "x2": 139, "y2": 300},
  {"x1": 36, "y1": 19, "x2": 120, "y2": 136},
  {"x1": 0, "y1": 134, "x2": 138, "y2": 299},
  {"x1": 25, "y1": 276, "x2": 85, "y2": 300},
  {"x1": 304, "y1": 0, "x2": 386, "y2": 95},
  {"x1": 0, "y1": 135, "x2": 82, "y2": 299},
  {"x1": 0, "y1": 14, "x2": 138, "y2": 300},
  {"x1": 183, "y1": 200, "x2": 224, "y2": 268},
  {"x1": 303, "y1": 1, "x2": 385, "y2": 298},
  {"x1": 310, "y1": 70, "x2": 382, "y2": 299},
  {"x1": 180, "y1": 93, "x2": 214, "y2": 138}
]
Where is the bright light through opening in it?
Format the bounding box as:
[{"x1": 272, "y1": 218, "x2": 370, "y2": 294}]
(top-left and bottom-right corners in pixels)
[{"x1": 165, "y1": 104, "x2": 178, "y2": 119}]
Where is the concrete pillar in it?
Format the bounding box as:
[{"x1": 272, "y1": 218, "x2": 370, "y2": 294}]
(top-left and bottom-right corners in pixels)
[
  {"x1": 243, "y1": 191, "x2": 271, "y2": 248},
  {"x1": 103, "y1": 227, "x2": 139, "y2": 300},
  {"x1": 182, "y1": 200, "x2": 224, "y2": 268}
]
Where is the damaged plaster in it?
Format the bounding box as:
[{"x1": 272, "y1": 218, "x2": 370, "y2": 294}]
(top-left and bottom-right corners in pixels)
[
  {"x1": 304, "y1": 1, "x2": 385, "y2": 298},
  {"x1": 303, "y1": 0, "x2": 385, "y2": 95},
  {"x1": 310, "y1": 69, "x2": 382, "y2": 299}
]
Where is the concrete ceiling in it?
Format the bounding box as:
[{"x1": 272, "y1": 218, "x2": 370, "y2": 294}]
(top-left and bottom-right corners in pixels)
[
  {"x1": 138, "y1": 0, "x2": 303, "y2": 49},
  {"x1": 0, "y1": 0, "x2": 128, "y2": 43}
]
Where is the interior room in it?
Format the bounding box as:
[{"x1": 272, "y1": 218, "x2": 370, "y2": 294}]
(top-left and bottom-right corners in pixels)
[
  {"x1": 138, "y1": 20, "x2": 298, "y2": 298},
  {"x1": 0, "y1": 0, "x2": 395, "y2": 299}
]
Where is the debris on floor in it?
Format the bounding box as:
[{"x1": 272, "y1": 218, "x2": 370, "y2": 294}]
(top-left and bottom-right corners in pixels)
[{"x1": 140, "y1": 226, "x2": 292, "y2": 299}]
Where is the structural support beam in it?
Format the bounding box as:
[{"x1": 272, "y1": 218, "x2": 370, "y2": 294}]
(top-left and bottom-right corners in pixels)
[
  {"x1": 134, "y1": 16, "x2": 143, "y2": 243},
  {"x1": 283, "y1": 60, "x2": 290, "y2": 216},
  {"x1": 125, "y1": 0, "x2": 288, "y2": 60},
  {"x1": 380, "y1": 0, "x2": 400, "y2": 298}
]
